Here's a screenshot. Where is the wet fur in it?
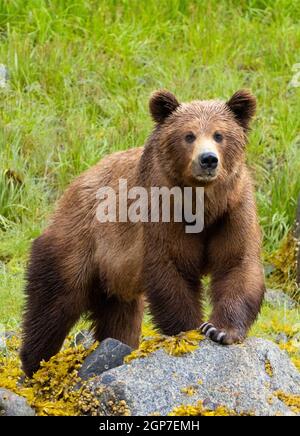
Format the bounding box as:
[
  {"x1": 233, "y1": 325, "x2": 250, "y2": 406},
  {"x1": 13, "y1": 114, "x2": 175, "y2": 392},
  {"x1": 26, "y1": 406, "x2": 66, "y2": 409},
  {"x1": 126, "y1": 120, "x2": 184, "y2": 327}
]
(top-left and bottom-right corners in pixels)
[{"x1": 21, "y1": 89, "x2": 265, "y2": 377}]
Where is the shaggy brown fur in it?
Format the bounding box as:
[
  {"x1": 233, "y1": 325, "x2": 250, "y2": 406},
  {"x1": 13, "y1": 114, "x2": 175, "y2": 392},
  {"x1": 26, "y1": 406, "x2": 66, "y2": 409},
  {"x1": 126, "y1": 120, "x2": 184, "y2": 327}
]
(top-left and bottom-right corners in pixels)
[{"x1": 21, "y1": 89, "x2": 265, "y2": 377}]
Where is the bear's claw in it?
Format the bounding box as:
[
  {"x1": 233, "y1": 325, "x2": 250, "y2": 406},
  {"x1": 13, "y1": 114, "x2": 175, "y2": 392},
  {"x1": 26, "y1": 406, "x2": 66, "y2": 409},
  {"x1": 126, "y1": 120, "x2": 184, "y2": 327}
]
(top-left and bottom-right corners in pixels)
[{"x1": 199, "y1": 322, "x2": 226, "y2": 344}]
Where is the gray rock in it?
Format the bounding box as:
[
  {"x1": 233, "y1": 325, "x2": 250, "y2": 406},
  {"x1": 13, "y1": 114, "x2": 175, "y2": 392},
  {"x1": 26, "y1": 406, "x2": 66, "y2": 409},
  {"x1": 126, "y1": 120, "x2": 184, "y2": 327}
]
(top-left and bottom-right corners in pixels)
[
  {"x1": 264, "y1": 289, "x2": 296, "y2": 309},
  {"x1": 79, "y1": 338, "x2": 132, "y2": 381},
  {"x1": 87, "y1": 338, "x2": 300, "y2": 416},
  {"x1": 0, "y1": 388, "x2": 35, "y2": 416}
]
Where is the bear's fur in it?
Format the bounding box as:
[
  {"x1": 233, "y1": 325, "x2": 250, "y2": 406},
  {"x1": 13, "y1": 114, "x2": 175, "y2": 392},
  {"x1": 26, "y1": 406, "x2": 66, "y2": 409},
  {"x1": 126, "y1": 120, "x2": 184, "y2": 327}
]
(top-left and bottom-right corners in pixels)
[{"x1": 21, "y1": 89, "x2": 265, "y2": 377}]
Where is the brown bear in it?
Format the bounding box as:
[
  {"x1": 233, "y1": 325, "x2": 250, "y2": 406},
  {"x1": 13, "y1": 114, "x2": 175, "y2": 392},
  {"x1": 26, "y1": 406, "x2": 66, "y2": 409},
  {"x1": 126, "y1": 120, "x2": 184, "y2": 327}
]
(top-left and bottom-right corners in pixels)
[{"x1": 20, "y1": 89, "x2": 265, "y2": 377}]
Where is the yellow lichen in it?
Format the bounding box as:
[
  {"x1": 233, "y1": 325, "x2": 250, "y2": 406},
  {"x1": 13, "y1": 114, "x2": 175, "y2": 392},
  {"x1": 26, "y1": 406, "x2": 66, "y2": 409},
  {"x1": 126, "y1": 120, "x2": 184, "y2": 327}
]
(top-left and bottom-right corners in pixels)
[
  {"x1": 125, "y1": 329, "x2": 204, "y2": 363},
  {"x1": 141, "y1": 323, "x2": 159, "y2": 339},
  {"x1": 259, "y1": 319, "x2": 299, "y2": 339},
  {"x1": 265, "y1": 359, "x2": 274, "y2": 377},
  {"x1": 279, "y1": 338, "x2": 300, "y2": 371},
  {"x1": 291, "y1": 357, "x2": 300, "y2": 371},
  {"x1": 252, "y1": 315, "x2": 300, "y2": 374},
  {"x1": 0, "y1": 335, "x2": 100, "y2": 416},
  {"x1": 169, "y1": 400, "x2": 244, "y2": 416},
  {"x1": 275, "y1": 391, "x2": 300, "y2": 414},
  {"x1": 181, "y1": 386, "x2": 198, "y2": 396},
  {"x1": 106, "y1": 399, "x2": 131, "y2": 416}
]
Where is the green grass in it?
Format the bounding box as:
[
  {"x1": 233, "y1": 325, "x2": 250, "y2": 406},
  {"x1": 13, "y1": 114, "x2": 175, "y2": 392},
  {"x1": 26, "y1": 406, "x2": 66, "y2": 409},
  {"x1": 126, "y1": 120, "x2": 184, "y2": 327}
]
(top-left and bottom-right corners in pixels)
[{"x1": 0, "y1": 0, "x2": 299, "y2": 327}]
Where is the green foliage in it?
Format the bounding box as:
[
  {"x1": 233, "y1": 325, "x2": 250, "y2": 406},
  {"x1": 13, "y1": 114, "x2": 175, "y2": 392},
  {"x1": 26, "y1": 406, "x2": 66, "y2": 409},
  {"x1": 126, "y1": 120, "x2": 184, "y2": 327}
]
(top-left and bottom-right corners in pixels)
[{"x1": 0, "y1": 0, "x2": 299, "y2": 324}]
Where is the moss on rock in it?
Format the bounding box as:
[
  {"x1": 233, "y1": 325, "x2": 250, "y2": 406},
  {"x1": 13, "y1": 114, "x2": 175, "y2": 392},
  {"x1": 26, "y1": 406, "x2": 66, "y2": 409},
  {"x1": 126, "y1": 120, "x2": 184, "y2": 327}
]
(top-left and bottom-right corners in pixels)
[
  {"x1": 125, "y1": 330, "x2": 204, "y2": 363},
  {"x1": 275, "y1": 391, "x2": 300, "y2": 414},
  {"x1": 0, "y1": 336, "x2": 100, "y2": 416},
  {"x1": 169, "y1": 400, "x2": 248, "y2": 416},
  {"x1": 279, "y1": 340, "x2": 300, "y2": 371},
  {"x1": 0, "y1": 321, "x2": 298, "y2": 416},
  {"x1": 265, "y1": 359, "x2": 274, "y2": 377},
  {"x1": 181, "y1": 385, "x2": 198, "y2": 396}
]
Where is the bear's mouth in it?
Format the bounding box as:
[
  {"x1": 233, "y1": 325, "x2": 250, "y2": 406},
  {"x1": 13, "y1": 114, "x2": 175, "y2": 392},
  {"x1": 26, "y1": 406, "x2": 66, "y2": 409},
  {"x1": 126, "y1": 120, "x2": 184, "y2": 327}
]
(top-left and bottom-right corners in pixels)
[
  {"x1": 191, "y1": 160, "x2": 219, "y2": 182},
  {"x1": 194, "y1": 170, "x2": 218, "y2": 182}
]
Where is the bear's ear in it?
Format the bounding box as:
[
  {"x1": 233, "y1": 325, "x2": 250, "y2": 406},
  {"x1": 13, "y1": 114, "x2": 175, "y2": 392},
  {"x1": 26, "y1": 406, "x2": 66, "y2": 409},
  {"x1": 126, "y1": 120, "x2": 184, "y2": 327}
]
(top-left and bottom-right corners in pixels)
[
  {"x1": 226, "y1": 89, "x2": 256, "y2": 131},
  {"x1": 149, "y1": 90, "x2": 180, "y2": 123}
]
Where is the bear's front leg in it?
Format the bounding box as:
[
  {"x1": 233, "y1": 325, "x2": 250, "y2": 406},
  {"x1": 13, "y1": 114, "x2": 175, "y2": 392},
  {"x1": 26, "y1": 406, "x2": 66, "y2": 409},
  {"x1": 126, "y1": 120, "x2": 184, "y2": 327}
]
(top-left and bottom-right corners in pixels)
[
  {"x1": 200, "y1": 259, "x2": 265, "y2": 344},
  {"x1": 145, "y1": 259, "x2": 202, "y2": 336},
  {"x1": 203, "y1": 203, "x2": 265, "y2": 345}
]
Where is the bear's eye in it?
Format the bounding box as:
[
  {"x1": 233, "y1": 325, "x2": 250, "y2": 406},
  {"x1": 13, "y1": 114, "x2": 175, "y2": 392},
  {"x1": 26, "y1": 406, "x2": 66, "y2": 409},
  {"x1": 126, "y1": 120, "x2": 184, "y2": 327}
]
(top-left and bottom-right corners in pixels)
[
  {"x1": 185, "y1": 133, "x2": 196, "y2": 143},
  {"x1": 213, "y1": 132, "x2": 223, "y2": 143}
]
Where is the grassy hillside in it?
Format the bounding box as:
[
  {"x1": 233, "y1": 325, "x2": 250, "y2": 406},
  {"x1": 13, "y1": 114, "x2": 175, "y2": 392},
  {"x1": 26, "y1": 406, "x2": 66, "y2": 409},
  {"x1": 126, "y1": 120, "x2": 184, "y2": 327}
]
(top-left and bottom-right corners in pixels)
[{"x1": 0, "y1": 0, "x2": 299, "y2": 328}]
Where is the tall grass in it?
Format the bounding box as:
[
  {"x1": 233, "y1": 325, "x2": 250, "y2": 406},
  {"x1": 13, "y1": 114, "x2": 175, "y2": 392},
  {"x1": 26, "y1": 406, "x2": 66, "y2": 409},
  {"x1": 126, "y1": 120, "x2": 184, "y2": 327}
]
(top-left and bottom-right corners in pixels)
[{"x1": 0, "y1": 0, "x2": 299, "y2": 325}]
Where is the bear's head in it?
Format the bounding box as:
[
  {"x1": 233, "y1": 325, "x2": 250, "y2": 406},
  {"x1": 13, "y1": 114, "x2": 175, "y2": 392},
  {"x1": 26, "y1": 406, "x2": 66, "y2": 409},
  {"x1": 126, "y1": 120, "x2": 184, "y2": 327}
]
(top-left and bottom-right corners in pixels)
[{"x1": 149, "y1": 89, "x2": 256, "y2": 186}]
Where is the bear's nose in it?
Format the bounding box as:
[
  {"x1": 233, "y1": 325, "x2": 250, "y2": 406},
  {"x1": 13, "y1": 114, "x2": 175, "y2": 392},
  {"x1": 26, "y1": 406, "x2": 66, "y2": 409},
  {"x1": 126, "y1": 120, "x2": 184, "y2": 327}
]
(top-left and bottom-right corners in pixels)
[{"x1": 199, "y1": 152, "x2": 218, "y2": 170}]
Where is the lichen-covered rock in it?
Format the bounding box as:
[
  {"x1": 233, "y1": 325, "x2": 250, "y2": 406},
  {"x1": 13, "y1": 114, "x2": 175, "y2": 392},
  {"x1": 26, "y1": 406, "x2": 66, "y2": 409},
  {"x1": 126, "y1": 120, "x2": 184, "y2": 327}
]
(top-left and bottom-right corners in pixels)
[
  {"x1": 87, "y1": 338, "x2": 300, "y2": 416},
  {"x1": 264, "y1": 289, "x2": 296, "y2": 310},
  {"x1": 0, "y1": 388, "x2": 35, "y2": 416},
  {"x1": 79, "y1": 338, "x2": 132, "y2": 381}
]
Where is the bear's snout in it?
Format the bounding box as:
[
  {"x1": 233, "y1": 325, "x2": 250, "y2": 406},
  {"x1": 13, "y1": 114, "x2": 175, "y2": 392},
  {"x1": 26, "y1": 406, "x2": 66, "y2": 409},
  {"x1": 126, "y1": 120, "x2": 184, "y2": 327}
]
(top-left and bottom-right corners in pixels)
[
  {"x1": 191, "y1": 150, "x2": 220, "y2": 181},
  {"x1": 199, "y1": 152, "x2": 219, "y2": 170}
]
